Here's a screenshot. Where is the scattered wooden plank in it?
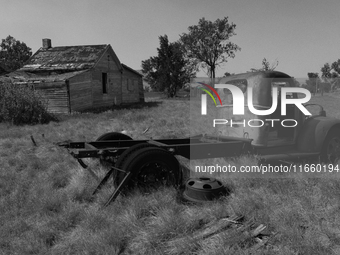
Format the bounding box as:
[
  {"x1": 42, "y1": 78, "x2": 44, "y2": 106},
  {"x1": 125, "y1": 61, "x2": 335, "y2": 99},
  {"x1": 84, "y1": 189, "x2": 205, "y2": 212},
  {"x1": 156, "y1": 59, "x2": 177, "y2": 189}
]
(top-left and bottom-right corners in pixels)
[
  {"x1": 167, "y1": 214, "x2": 243, "y2": 248},
  {"x1": 165, "y1": 215, "x2": 269, "y2": 255}
]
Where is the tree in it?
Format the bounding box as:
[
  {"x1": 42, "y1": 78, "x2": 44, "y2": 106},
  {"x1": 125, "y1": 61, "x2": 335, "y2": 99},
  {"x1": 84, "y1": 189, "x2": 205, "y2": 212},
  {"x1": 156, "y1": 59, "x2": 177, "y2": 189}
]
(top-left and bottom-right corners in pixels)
[
  {"x1": 0, "y1": 35, "x2": 32, "y2": 72},
  {"x1": 292, "y1": 78, "x2": 300, "y2": 87},
  {"x1": 250, "y1": 58, "x2": 279, "y2": 72},
  {"x1": 141, "y1": 35, "x2": 193, "y2": 98},
  {"x1": 306, "y1": 72, "x2": 320, "y2": 94},
  {"x1": 179, "y1": 17, "x2": 240, "y2": 79},
  {"x1": 321, "y1": 59, "x2": 340, "y2": 91}
]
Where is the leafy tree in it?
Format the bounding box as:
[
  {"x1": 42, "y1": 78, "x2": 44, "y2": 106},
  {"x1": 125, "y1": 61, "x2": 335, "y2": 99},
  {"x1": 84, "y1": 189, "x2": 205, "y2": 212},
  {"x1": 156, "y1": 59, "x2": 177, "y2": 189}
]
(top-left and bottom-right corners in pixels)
[
  {"x1": 0, "y1": 63, "x2": 9, "y2": 75},
  {"x1": 179, "y1": 17, "x2": 240, "y2": 79},
  {"x1": 292, "y1": 78, "x2": 300, "y2": 87},
  {"x1": 321, "y1": 59, "x2": 340, "y2": 91},
  {"x1": 0, "y1": 35, "x2": 32, "y2": 72},
  {"x1": 141, "y1": 35, "x2": 193, "y2": 97},
  {"x1": 307, "y1": 72, "x2": 319, "y2": 79},
  {"x1": 306, "y1": 72, "x2": 320, "y2": 94},
  {"x1": 250, "y1": 58, "x2": 279, "y2": 72}
]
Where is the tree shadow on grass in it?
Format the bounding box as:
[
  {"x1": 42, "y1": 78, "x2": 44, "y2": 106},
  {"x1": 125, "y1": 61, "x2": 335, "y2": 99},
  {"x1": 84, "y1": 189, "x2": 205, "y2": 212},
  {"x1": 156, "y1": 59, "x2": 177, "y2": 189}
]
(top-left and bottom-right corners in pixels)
[
  {"x1": 55, "y1": 101, "x2": 163, "y2": 121},
  {"x1": 87, "y1": 101, "x2": 163, "y2": 113}
]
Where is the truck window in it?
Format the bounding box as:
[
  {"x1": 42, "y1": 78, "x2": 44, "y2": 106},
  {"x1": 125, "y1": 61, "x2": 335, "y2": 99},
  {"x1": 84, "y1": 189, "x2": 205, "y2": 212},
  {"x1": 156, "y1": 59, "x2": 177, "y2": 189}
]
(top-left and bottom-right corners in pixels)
[
  {"x1": 222, "y1": 79, "x2": 247, "y2": 104},
  {"x1": 271, "y1": 81, "x2": 297, "y2": 99}
]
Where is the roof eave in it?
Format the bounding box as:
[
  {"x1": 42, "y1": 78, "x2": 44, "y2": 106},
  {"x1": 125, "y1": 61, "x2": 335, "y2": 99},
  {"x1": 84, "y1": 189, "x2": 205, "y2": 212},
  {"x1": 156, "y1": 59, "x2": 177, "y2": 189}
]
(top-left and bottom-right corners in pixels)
[{"x1": 121, "y1": 63, "x2": 143, "y2": 77}]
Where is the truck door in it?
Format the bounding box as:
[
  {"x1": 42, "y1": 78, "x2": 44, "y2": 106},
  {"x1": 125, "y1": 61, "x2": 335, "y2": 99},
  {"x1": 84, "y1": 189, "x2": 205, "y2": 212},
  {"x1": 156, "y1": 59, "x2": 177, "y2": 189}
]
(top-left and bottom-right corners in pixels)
[{"x1": 267, "y1": 81, "x2": 298, "y2": 146}]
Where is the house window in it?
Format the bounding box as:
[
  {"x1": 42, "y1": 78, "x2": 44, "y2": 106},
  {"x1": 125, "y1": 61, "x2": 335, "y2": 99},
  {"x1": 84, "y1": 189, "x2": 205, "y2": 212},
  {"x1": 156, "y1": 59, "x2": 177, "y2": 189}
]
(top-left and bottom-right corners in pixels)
[
  {"x1": 127, "y1": 79, "x2": 134, "y2": 91},
  {"x1": 102, "y1": 73, "x2": 108, "y2": 94}
]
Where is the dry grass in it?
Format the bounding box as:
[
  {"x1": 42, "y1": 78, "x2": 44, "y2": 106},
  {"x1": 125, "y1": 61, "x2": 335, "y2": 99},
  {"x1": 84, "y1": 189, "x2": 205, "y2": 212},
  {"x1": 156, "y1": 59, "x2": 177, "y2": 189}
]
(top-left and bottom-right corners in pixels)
[{"x1": 1, "y1": 93, "x2": 340, "y2": 254}]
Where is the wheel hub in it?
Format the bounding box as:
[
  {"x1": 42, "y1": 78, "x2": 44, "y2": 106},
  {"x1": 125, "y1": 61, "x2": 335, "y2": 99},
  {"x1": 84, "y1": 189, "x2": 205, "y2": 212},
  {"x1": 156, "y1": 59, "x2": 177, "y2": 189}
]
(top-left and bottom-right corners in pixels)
[{"x1": 182, "y1": 177, "x2": 228, "y2": 202}]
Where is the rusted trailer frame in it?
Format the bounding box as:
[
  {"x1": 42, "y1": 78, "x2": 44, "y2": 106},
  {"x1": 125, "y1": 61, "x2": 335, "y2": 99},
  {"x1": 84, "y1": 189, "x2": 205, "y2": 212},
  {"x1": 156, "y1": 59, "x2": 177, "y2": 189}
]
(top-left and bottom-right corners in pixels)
[
  {"x1": 59, "y1": 134, "x2": 252, "y2": 206},
  {"x1": 62, "y1": 135, "x2": 252, "y2": 160}
]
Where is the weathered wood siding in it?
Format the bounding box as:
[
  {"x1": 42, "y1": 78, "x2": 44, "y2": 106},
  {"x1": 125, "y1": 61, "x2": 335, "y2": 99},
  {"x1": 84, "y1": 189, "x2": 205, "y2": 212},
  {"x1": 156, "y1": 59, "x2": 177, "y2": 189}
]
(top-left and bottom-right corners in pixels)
[
  {"x1": 122, "y1": 69, "x2": 143, "y2": 104},
  {"x1": 31, "y1": 47, "x2": 144, "y2": 113},
  {"x1": 34, "y1": 81, "x2": 69, "y2": 113},
  {"x1": 91, "y1": 51, "x2": 122, "y2": 108},
  {"x1": 68, "y1": 48, "x2": 123, "y2": 112},
  {"x1": 138, "y1": 77, "x2": 145, "y2": 103},
  {"x1": 68, "y1": 71, "x2": 92, "y2": 112}
]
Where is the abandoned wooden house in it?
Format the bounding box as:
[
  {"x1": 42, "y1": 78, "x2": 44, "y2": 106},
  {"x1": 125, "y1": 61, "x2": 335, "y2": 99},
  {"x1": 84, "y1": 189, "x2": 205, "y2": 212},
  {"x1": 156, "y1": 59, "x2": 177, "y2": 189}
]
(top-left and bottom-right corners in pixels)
[{"x1": 2, "y1": 39, "x2": 144, "y2": 113}]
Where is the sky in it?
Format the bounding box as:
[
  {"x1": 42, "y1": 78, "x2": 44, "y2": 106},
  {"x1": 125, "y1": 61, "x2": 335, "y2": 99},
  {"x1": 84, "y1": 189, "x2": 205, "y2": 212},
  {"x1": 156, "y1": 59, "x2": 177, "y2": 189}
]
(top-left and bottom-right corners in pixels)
[{"x1": 1, "y1": 0, "x2": 339, "y2": 80}]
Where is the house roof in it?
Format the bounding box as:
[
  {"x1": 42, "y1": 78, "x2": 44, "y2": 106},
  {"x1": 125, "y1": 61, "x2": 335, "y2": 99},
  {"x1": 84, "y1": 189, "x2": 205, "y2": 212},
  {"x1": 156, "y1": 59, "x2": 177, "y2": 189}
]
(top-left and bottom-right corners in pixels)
[
  {"x1": 134, "y1": 69, "x2": 145, "y2": 76},
  {"x1": 121, "y1": 64, "x2": 143, "y2": 77},
  {"x1": 1, "y1": 42, "x2": 141, "y2": 84},
  {"x1": 19, "y1": 44, "x2": 112, "y2": 72},
  {"x1": 2, "y1": 70, "x2": 89, "y2": 84}
]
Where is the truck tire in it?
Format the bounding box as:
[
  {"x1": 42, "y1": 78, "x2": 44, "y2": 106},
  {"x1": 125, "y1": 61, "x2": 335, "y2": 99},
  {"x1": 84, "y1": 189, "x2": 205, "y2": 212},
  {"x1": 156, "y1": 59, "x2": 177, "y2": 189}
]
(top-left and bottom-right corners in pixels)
[
  {"x1": 321, "y1": 128, "x2": 340, "y2": 164},
  {"x1": 115, "y1": 143, "x2": 156, "y2": 170},
  {"x1": 113, "y1": 143, "x2": 157, "y2": 186},
  {"x1": 116, "y1": 147, "x2": 181, "y2": 190},
  {"x1": 96, "y1": 132, "x2": 132, "y2": 141},
  {"x1": 96, "y1": 132, "x2": 133, "y2": 172}
]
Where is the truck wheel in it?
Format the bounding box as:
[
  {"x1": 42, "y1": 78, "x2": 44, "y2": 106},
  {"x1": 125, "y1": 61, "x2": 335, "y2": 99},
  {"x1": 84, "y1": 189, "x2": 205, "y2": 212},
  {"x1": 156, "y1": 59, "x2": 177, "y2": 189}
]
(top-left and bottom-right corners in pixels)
[
  {"x1": 96, "y1": 132, "x2": 132, "y2": 141},
  {"x1": 116, "y1": 147, "x2": 181, "y2": 190},
  {"x1": 115, "y1": 143, "x2": 156, "y2": 170},
  {"x1": 322, "y1": 128, "x2": 340, "y2": 164},
  {"x1": 113, "y1": 143, "x2": 156, "y2": 186},
  {"x1": 96, "y1": 132, "x2": 133, "y2": 173}
]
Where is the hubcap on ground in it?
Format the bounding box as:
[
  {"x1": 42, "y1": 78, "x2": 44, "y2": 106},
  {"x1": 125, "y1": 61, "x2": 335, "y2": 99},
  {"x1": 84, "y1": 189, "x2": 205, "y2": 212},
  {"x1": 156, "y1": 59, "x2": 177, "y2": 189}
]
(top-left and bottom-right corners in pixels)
[{"x1": 182, "y1": 177, "x2": 228, "y2": 202}]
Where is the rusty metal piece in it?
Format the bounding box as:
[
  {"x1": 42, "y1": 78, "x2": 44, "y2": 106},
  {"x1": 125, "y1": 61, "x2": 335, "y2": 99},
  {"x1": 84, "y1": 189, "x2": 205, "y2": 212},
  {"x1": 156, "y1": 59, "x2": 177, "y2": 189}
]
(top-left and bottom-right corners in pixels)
[
  {"x1": 92, "y1": 165, "x2": 126, "y2": 196},
  {"x1": 182, "y1": 177, "x2": 228, "y2": 202},
  {"x1": 30, "y1": 135, "x2": 37, "y2": 146},
  {"x1": 104, "y1": 171, "x2": 133, "y2": 207}
]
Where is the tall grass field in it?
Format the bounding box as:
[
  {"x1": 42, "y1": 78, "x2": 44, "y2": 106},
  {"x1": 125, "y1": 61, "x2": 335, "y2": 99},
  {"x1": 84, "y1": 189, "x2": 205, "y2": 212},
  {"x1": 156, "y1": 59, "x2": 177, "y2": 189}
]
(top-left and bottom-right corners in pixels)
[{"x1": 1, "y1": 92, "x2": 340, "y2": 254}]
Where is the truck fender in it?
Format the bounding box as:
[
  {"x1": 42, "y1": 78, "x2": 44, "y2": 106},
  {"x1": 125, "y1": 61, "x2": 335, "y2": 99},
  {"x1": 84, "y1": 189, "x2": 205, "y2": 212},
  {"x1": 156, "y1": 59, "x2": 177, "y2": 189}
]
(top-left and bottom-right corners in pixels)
[{"x1": 297, "y1": 116, "x2": 340, "y2": 153}]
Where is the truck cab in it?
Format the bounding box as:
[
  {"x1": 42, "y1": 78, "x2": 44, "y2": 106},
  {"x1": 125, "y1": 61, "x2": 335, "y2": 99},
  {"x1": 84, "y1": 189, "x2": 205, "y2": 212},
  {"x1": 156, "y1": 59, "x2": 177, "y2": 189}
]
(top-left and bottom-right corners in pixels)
[{"x1": 216, "y1": 71, "x2": 340, "y2": 163}]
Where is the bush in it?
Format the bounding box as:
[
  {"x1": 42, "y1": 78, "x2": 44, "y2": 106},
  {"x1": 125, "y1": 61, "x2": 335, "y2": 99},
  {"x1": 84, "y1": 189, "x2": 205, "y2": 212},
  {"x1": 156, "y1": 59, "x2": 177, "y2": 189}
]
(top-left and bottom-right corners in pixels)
[{"x1": 0, "y1": 82, "x2": 58, "y2": 125}]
